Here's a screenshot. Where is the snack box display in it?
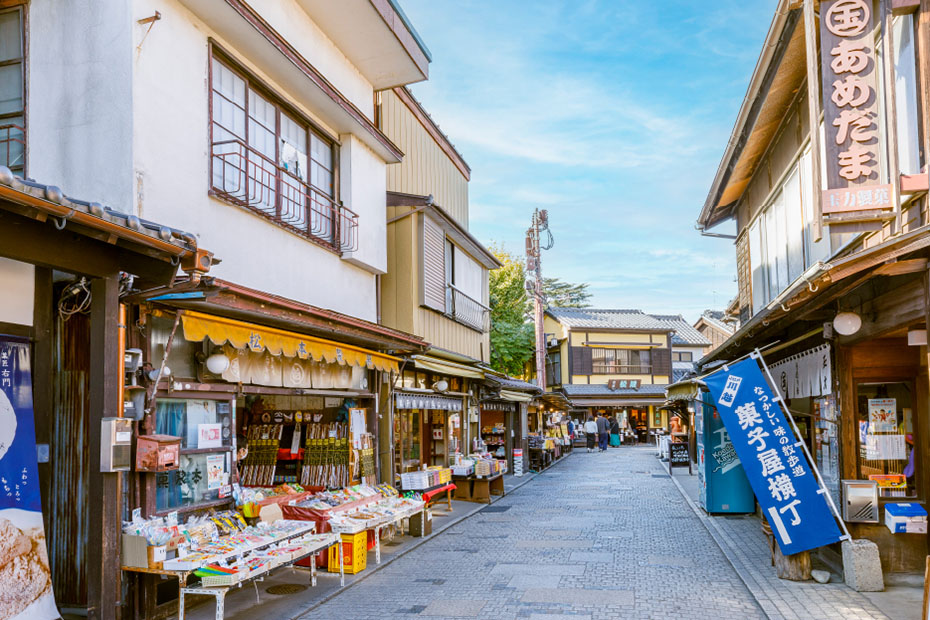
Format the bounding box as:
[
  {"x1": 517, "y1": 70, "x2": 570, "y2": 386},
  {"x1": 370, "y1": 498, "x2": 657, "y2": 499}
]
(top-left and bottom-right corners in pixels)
[{"x1": 885, "y1": 502, "x2": 928, "y2": 534}]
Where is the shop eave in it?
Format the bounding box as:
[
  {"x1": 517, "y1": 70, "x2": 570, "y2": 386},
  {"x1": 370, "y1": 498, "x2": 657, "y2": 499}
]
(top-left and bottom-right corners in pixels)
[{"x1": 137, "y1": 277, "x2": 428, "y2": 355}]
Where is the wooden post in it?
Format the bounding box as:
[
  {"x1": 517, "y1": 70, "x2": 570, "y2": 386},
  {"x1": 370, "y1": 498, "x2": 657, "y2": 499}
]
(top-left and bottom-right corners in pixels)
[
  {"x1": 32, "y1": 267, "x2": 53, "y2": 528},
  {"x1": 803, "y1": 0, "x2": 825, "y2": 241},
  {"x1": 87, "y1": 275, "x2": 122, "y2": 620}
]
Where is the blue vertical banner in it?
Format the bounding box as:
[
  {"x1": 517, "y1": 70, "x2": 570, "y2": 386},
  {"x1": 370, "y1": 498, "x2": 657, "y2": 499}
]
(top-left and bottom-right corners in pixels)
[
  {"x1": 0, "y1": 336, "x2": 58, "y2": 619},
  {"x1": 704, "y1": 356, "x2": 843, "y2": 555}
]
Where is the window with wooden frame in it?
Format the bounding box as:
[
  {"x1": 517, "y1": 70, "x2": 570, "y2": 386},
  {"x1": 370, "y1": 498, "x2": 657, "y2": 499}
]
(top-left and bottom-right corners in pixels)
[
  {"x1": 209, "y1": 49, "x2": 357, "y2": 253},
  {"x1": 590, "y1": 348, "x2": 651, "y2": 375},
  {"x1": 672, "y1": 351, "x2": 693, "y2": 362},
  {"x1": 0, "y1": 6, "x2": 25, "y2": 176}
]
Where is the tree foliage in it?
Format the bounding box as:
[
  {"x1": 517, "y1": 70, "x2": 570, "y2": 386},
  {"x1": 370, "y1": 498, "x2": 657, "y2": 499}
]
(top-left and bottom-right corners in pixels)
[
  {"x1": 488, "y1": 246, "x2": 534, "y2": 376},
  {"x1": 543, "y1": 277, "x2": 591, "y2": 308}
]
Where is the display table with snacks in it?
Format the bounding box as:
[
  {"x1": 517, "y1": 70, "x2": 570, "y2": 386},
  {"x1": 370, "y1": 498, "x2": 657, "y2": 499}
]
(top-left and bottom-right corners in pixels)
[
  {"x1": 122, "y1": 515, "x2": 344, "y2": 620},
  {"x1": 282, "y1": 486, "x2": 427, "y2": 567},
  {"x1": 178, "y1": 530, "x2": 341, "y2": 620}
]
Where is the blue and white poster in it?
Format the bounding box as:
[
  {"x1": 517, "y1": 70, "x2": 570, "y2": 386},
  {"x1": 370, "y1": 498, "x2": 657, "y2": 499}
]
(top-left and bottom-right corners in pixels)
[
  {"x1": 704, "y1": 356, "x2": 844, "y2": 555},
  {"x1": 0, "y1": 336, "x2": 57, "y2": 619}
]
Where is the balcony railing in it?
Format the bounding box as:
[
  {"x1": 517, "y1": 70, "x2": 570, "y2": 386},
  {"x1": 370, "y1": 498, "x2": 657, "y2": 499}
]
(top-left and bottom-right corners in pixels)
[
  {"x1": 446, "y1": 284, "x2": 490, "y2": 332},
  {"x1": 211, "y1": 137, "x2": 358, "y2": 253},
  {"x1": 0, "y1": 123, "x2": 25, "y2": 175},
  {"x1": 593, "y1": 364, "x2": 652, "y2": 375}
]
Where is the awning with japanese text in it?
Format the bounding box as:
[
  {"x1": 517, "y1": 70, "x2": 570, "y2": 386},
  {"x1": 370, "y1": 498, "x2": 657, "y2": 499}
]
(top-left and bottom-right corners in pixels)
[{"x1": 179, "y1": 310, "x2": 400, "y2": 374}]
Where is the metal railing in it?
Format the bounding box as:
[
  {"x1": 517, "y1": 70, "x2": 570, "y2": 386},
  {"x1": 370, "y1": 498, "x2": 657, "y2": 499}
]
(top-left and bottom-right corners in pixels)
[
  {"x1": 593, "y1": 364, "x2": 652, "y2": 375},
  {"x1": 446, "y1": 284, "x2": 490, "y2": 332},
  {"x1": 210, "y1": 137, "x2": 358, "y2": 253},
  {"x1": 0, "y1": 123, "x2": 25, "y2": 175}
]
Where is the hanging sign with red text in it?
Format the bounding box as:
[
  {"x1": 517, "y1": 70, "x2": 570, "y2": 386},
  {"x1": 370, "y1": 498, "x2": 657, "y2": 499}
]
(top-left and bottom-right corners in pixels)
[{"x1": 819, "y1": 0, "x2": 890, "y2": 216}]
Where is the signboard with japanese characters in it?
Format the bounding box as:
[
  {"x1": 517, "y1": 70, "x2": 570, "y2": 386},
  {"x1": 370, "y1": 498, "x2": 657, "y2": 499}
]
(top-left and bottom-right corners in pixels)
[
  {"x1": 704, "y1": 357, "x2": 844, "y2": 555},
  {"x1": 819, "y1": 0, "x2": 891, "y2": 216},
  {"x1": 0, "y1": 337, "x2": 58, "y2": 618}
]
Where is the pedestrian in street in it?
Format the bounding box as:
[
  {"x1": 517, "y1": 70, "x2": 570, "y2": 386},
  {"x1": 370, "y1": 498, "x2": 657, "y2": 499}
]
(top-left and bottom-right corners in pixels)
[
  {"x1": 596, "y1": 412, "x2": 609, "y2": 452},
  {"x1": 609, "y1": 416, "x2": 621, "y2": 448},
  {"x1": 584, "y1": 415, "x2": 598, "y2": 452},
  {"x1": 567, "y1": 418, "x2": 575, "y2": 443}
]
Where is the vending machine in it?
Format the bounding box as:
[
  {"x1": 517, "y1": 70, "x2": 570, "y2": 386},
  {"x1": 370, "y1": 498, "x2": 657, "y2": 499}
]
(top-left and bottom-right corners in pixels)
[{"x1": 695, "y1": 391, "x2": 755, "y2": 513}]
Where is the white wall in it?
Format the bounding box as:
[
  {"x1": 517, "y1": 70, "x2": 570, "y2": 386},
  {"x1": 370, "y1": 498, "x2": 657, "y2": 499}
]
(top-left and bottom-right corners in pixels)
[
  {"x1": 0, "y1": 258, "x2": 33, "y2": 326},
  {"x1": 126, "y1": 0, "x2": 384, "y2": 320},
  {"x1": 27, "y1": 0, "x2": 134, "y2": 207},
  {"x1": 339, "y1": 134, "x2": 387, "y2": 274}
]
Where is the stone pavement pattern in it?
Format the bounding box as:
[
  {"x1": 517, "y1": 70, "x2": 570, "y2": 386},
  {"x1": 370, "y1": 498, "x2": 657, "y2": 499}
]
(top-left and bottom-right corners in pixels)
[{"x1": 297, "y1": 447, "x2": 765, "y2": 620}]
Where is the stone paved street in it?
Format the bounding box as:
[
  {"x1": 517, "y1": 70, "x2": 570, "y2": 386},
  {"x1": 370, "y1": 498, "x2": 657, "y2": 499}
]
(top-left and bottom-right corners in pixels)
[{"x1": 297, "y1": 447, "x2": 765, "y2": 620}]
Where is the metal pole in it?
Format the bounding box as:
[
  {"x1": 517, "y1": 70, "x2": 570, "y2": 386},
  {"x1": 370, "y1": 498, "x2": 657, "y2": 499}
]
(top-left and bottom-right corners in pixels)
[
  {"x1": 533, "y1": 210, "x2": 546, "y2": 390},
  {"x1": 752, "y1": 349, "x2": 852, "y2": 541}
]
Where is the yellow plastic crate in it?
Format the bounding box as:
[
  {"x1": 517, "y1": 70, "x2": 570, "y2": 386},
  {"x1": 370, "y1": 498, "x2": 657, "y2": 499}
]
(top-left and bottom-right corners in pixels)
[
  {"x1": 438, "y1": 468, "x2": 452, "y2": 484},
  {"x1": 327, "y1": 531, "x2": 368, "y2": 574}
]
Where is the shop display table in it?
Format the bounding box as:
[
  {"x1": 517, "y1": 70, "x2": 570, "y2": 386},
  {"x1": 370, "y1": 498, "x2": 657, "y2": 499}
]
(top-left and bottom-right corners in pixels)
[
  {"x1": 177, "y1": 532, "x2": 341, "y2": 620},
  {"x1": 421, "y1": 483, "x2": 456, "y2": 511},
  {"x1": 529, "y1": 447, "x2": 553, "y2": 471},
  {"x1": 472, "y1": 473, "x2": 504, "y2": 504},
  {"x1": 452, "y1": 475, "x2": 474, "y2": 501}
]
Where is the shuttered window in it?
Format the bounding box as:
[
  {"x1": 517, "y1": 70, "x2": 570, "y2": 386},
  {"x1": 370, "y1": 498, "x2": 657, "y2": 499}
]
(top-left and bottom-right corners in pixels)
[
  {"x1": 652, "y1": 348, "x2": 672, "y2": 377},
  {"x1": 570, "y1": 346, "x2": 592, "y2": 375},
  {"x1": 422, "y1": 215, "x2": 446, "y2": 311}
]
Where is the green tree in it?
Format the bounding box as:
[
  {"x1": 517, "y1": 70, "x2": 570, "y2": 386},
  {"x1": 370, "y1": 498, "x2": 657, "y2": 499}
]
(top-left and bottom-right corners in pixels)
[
  {"x1": 543, "y1": 277, "x2": 591, "y2": 308},
  {"x1": 488, "y1": 246, "x2": 535, "y2": 377}
]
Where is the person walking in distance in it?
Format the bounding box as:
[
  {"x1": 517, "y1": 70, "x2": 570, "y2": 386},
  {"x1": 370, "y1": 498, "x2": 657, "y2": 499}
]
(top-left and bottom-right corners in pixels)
[
  {"x1": 609, "y1": 415, "x2": 621, "y2": 448},
  {"x1": 596, "y1": 412, "x2": 609, "y2": 452},
  {"x1": 584, "y1": 415, "x2": 598, "y2": 452}
]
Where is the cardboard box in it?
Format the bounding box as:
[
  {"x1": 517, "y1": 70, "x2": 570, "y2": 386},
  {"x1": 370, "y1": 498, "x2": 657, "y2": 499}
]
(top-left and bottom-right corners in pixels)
[
  {"x1": 884, "y1": 502, "x2": 928, "y2": 534},
  {"x1": 121, "y1": 534, "x2": 167, "y2": 569},
  {"x1": 409, "y1": 510, "x2": 432, "y2": 536}
]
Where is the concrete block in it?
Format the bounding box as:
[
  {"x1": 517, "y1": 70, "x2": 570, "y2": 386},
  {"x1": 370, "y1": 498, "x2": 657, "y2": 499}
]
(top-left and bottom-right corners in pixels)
[{"x1": 842, "y1": 539, "x2": 884, "y2": 592}]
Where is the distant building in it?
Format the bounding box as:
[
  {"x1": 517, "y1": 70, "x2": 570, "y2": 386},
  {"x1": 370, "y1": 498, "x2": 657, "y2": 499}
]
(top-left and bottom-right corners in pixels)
[
  {"x1": 693, "y1": 311, "x2": 736, "y2": 356},
  {"x1": 544, "y1": 307, "x2": 707, "y2": 432}
]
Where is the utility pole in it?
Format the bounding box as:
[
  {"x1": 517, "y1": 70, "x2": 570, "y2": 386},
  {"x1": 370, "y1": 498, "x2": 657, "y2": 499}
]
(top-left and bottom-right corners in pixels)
[{"x1": 526, "y1": 209, "x2": 553, "y2": 390}]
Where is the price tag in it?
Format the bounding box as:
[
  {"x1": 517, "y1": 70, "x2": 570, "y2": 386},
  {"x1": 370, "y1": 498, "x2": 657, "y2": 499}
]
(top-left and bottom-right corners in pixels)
[
  {"x1": 132, "y1": 508, "x2": 143, "y2": 524},
  {"x1": 177, "y1": 543, "x2": 189, "y2": 559},
  {"x1": 167, "y1": 511, "x2": 178, "y2": 526}
]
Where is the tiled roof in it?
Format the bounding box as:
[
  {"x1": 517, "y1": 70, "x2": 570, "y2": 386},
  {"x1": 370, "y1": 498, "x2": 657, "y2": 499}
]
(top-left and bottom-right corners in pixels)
[
  {"x1": 652, "y1": 314, "x2": 712, "y2": 346},
  {"x1": 485, "y1": 375, "x2": 542, "y2": 394},
  {"x1": 547, "y1": 308, "x2": 711, "y2": 346},
  {"x1": 546, "y1": 308, "x2": 671, "y2": 331},
  {"x1": 698, "y1": 313, "x2": 736, "y2": 336},
  {"x1": 561, "y1": 383, "x2": 668, "y2": 397},
  {"x1": 0, "y1": 166, "x2": 199, "y2": 252},
  {"x1": 672, "y1": 368, "x2": 693, "y2": 383}
]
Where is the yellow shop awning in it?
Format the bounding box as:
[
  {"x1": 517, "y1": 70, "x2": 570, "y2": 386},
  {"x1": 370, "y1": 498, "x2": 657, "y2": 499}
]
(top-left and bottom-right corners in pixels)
[
  {"x1": 411, "y1": 355, "x2": 485, "y2": 379},
  {"x1": 179, "y1": 310, "x2": 400, "y2": 373}
]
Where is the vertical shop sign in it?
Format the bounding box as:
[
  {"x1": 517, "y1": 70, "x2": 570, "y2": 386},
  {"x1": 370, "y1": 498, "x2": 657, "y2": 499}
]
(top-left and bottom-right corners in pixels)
[
  {"x1": 819, "y1": 0, "x2": 892, "y2": 215},
  {"x1": 704, "y1": 357, "x2": 844, "y2": 555},
  {"x1": 0, "y1": 337, "x2": 57, "y2": 618}
]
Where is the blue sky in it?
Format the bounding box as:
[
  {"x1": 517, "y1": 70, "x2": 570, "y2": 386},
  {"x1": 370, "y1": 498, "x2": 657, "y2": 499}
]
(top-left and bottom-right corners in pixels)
[{"x1": 400, "y1": 0, "x2": 779, "y2": 322}]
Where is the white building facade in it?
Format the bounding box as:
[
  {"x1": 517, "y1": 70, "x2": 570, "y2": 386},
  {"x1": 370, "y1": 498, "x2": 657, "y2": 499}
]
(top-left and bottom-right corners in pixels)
[{"x1": 14, "y1": 0, "x2": 431, "y2": 321}]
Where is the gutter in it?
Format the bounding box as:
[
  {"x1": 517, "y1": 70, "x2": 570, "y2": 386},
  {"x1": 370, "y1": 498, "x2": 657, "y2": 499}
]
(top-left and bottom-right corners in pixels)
[{"x1": 697, "y1": 0, "x2": 797, "y2": 229}]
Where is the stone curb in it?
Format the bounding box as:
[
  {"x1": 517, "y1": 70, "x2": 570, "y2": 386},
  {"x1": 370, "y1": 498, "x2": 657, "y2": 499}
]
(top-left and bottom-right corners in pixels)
[
  {"x1": 289, "y1": 453, "x2": 574, "y2": 619},
  {"x1": 667, "y1": 471, "x2": 774, "y2": 619}
]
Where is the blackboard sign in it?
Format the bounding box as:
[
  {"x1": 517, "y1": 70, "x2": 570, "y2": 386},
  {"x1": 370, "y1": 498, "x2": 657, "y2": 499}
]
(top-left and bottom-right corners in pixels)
[{"x1": 668, "y1": 442, "x2": 690, "y2": 468}]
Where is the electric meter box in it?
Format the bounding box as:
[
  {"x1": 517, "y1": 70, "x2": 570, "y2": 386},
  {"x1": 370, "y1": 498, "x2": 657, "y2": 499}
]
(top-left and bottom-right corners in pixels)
[{"x1": 101, "y1": 417, "x2": 133, "y2": 472}]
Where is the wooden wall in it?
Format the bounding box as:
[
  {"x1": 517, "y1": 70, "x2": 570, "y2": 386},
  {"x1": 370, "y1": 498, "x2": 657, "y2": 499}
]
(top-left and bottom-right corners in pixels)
[
  {"x1": 380, "y1": 90, "x2": 470, "y2": 227},
  {"x1": 382, "y1": 206, "x2": 488, "y2": 362}
]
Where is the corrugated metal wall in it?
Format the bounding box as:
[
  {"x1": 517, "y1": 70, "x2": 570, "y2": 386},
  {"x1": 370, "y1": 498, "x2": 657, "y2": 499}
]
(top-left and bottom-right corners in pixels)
[
  {"x1": 49, "y1": 313, "x2": 89, "y2": 606},
  {"x1": 381, "y1": 90, "x2": 470, "y2": 226}
]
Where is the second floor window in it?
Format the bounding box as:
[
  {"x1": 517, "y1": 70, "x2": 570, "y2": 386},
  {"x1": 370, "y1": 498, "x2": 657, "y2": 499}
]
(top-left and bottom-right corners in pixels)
[
  {"x1": 546, "y1": 352, "x2": 561, "y2": 387},
  {"x1": 672, "y1": 351, "x2": 693, "y2": 362},
  {"x1": 210, "y1": 52, "x2": 355, "y2": 252},
  {"x1": 0, "y1": 7, "x2": 24, "y2": 176},
  {"x1": 591, "y1": 348, "x2": 651, "y2": 375}
]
